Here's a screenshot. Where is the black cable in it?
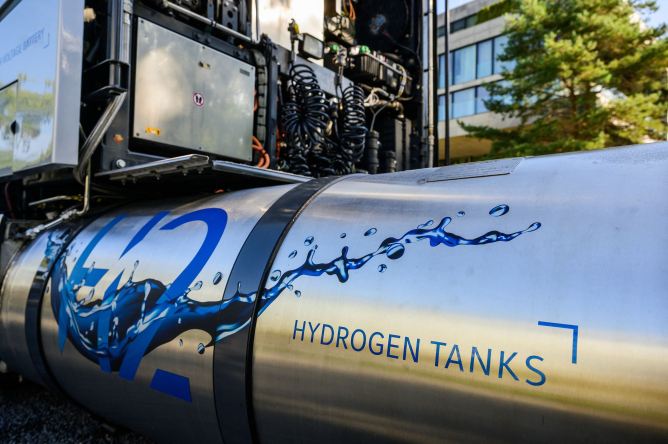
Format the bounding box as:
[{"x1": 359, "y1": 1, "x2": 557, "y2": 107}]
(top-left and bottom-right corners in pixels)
[
  {"x1": 281, "y1": 65, "x2": 368, "y2": 177},
  {"x1": 4, "y1": 182, "x2": 15, "y2": 219},
  {"x1": 281, "y1": 64, "x2": 329, "y2": 176},
  {"x1": 382, "y1": 30, "x2": 422, "y2": 70},
  {"x1": 340, "y1": 84, "x2": 367, "y2": 165},
  {"x1": 370, "y1": 102, "x2": 390, "y2": 133}
]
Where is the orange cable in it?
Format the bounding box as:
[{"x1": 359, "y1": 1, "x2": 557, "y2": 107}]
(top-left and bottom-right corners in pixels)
[{"x1": 252, "y1": 136, "x2": 269, "y2": 169}]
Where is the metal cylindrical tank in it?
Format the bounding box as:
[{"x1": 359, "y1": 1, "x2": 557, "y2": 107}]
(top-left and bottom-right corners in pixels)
[{"x1": 1, "y1": 144, "x2": 667, "y2": 443}]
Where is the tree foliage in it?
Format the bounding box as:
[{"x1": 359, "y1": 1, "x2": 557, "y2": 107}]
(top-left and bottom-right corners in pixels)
[{"x1": 462, "y1": 0, "x2": 668, "y2": 158}]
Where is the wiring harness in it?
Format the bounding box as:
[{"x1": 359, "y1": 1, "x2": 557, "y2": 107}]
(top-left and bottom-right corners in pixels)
[{"x1": 281, "y1": 64, "x2": 367, "y2": 177}]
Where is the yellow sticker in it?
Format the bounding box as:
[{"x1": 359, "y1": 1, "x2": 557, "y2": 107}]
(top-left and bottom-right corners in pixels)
[{"x1": 145, "y1": 127, "x2": 161, "y2": 136}]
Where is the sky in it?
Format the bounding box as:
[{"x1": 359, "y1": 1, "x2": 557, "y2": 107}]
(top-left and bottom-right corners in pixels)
[{"x1": 441, "y1": 0, "x2": 668, "y2": 28}]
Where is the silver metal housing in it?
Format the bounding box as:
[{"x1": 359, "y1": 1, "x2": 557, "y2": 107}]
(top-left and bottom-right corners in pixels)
[
  {"x1": 0, "y1": 0, "x2": 83, "y2": 175},
  {"x1": 133, "y1": 18, "x2": 255, "y2": 162}
]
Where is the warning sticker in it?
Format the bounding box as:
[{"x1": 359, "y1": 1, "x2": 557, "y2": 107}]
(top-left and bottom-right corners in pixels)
[{"x1": 192, "y1": 92, "x2": 205, "y2": 107}]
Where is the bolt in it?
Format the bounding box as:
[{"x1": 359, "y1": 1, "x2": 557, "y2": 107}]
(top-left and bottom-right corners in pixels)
[{"x1": 115, "y1": 159, "x2": 127, "y2": 169}]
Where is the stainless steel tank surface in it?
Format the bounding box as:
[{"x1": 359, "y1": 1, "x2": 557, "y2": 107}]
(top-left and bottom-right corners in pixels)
[{"x1": 0, "y1": 144, "x2": 667, "y2": 443}]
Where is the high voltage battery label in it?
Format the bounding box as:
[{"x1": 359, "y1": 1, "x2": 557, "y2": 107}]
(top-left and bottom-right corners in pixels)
[{"x1": 291, "y1": 319, "x2": 579, "y2": 388}]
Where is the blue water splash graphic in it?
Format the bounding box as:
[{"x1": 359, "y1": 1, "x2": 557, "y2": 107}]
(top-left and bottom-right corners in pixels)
[
  {"x1": 489, "y1": 204, "x2": 510, "y2": 217},
  {"x1": 417, "y1": 220, "x2": 434, "y2": 229},
  {"x1": 48, "y1": 205, "x2": 540, "y2": 380}
]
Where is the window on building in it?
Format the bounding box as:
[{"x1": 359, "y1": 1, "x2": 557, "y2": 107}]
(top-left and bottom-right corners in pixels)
[
  {"x1": 475, "y1": 86, "x2": 490, "y2": 113},
  {"x1": 448, "y1": 0, "x2": 514, "y2": 34},
  {"x1": 449, "y1": 51, "x2": 453, "y2": 85},
  {"x1": 451, "y1": 88, "x2": 475, "y2": 118},
  {"x1": 437, "y1": 25, "x2": 446, "y2": 37},
  {"x1": 447, "y1": 82, "x2": 509, "y2": 120},
  {"x1": 450, "y1": 14, "x2": 478, "y2": 33},
  {"x1": 438, "y1": 94, "x2": 446, "y2": 121},
  {"x1": 476, "y1": 39, "x2": 493, "y2": 78},
  {"x1": 451, "y1": 17, "x2": 467, "y2": 33},
  {"x1": 437, "y1": 0, "x2": 446, "y2": 15},
  {"x1": 496, "y1": 80, "x2": 514, "y2": 105},
  {"x1": 452, "y1": 45, "x2": 476, "y2": 85},
  {"x1": 448, "y1": 35, "x2": 517, "y2": 86},
  {"x1": 438, "y1": 54, "x2": 446, "y2": 89},
  {"x1": 494, "y1": 35, "x2": 515, "y2": 74}
]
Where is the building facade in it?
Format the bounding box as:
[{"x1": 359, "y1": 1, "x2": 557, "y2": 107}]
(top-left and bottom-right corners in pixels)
[{"x1": 437, "y1": 0, "x2": 518, "y2": 162}]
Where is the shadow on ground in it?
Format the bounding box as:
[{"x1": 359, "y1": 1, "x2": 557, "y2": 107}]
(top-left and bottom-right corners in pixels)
[{"x1": 0, "y1": 373, "x2": 152, "y2": 443}]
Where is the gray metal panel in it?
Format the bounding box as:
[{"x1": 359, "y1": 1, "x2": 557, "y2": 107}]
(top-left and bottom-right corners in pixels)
[
  {"x1": 0, "y1": 0, "x2": 83, "y2": 175},
  {"x1": 211, "y1": 160, "x2": 311, "y2": 183},
  {"x1": 426, "y1": 157, "x2": 522, "y2": 182},
  {"x1": 133, "y1": 19, "x2": 254, "y2": 162}
]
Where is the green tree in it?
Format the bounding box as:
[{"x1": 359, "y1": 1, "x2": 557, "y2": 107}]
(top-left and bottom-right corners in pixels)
[{"x1": 462, "y1": 0, "x2": 668, "y2": 158}]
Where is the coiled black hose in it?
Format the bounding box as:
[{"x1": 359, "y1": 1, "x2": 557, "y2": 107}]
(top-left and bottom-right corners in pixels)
[
  {"x1": 340, "y1": 84, "x2": 367, "y2": 165},
  {"x1": 281, "y1": 65, "x2": 367, "y2": 177},
  {"x1": 281, "y1": 65, "x2": 329, "y2": 175}
]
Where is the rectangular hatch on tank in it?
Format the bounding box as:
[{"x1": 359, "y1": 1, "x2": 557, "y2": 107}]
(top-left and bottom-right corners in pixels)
[{"x1": 426, "y1": 158, "x2": 523, "y2": 182}]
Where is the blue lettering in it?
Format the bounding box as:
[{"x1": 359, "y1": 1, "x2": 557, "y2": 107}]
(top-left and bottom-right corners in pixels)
[
  {"x1": 430, "y1": 340, "x2": 447, "y2": 367},
  {"x1": 498, "y1": 351, "x2": 519, "y2": 381},
  {"x1": 369, "y1": 332, "x2": 385, "y2": 355},
  {"x1": 307, "y1": 322, "x2": 320, "y2": 343},
  {"x1": 350, "y1": 328, "x2": 367, "y2": 352},
  {"x1": 445, "y1": 344, "x2": 464, "y2": 371},
  {"x1": 120, "y1": 208, "x2": 228, "y2": 380},
  {"x1": 470, "y1": 347, "x2": 491, "y2": 376},
  {"x1": 321, "y1": 324, "x2": 334, "y2": 345},
  {"x1": 403, "y1": 337, "x2": 420, "y2": 363},
  {"x1": 387, "y1": 334, "x2": 400, "y2": 359},
  {"x1": 525, "y1": 355, "x2": 546, "y2": 387},
  {"x1": 336, "y1": 326, "x2": 349, "y2": 349},
  {"x1": 293, "y1": 320, "x2": 306, "y2": 341}
]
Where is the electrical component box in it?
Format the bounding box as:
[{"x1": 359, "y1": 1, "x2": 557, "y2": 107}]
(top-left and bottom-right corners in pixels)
[
  {"x1": 348, "y1": 51, "x2": 413, "y2": 96},
  {"x1": 0, "y1": 0, "x2": 84, "y2": 176},
  {"x1": 133, "y1": 18, "x2": 254, "y2": 161}
]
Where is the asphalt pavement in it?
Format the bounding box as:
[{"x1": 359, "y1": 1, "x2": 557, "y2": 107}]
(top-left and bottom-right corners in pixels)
[{"x1": 0, "y1": 373, "x2": 151, "y2": 444}]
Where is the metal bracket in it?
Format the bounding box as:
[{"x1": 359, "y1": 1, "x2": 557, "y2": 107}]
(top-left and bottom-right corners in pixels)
[
  {"x1": 95, "y1": 155, "x2": 212, "y2": 182},
  {"x1": 95, "y1": 154, "x2": 311, "y2": 184},
  {"x1": 83, "y1": 59, "x2": 130, "y2": 102}
]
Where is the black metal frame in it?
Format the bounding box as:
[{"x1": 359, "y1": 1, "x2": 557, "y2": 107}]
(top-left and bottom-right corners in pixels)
[{"x1": 97, "y1": 1, "x2": 256, "y2": 173}]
